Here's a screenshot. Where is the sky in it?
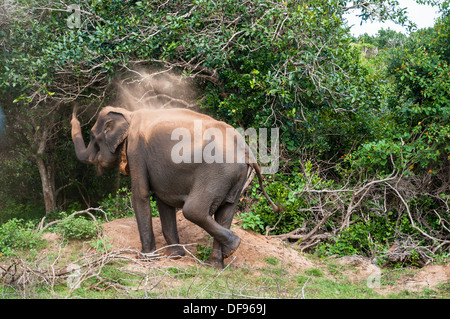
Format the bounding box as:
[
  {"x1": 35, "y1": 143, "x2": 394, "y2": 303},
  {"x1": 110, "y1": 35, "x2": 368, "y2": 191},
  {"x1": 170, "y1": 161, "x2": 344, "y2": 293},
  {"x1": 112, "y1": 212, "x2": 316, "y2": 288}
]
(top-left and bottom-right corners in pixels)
[{"x1": 344, "y1": 0, "x2": 442, "y2": 36}]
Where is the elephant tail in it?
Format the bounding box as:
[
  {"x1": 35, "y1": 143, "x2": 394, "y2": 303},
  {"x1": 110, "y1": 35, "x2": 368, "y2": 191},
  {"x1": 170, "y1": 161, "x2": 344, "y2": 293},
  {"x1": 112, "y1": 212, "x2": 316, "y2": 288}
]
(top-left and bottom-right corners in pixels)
[{"x1": 249, "y1": 162, "x2": 283, "y2": 214}]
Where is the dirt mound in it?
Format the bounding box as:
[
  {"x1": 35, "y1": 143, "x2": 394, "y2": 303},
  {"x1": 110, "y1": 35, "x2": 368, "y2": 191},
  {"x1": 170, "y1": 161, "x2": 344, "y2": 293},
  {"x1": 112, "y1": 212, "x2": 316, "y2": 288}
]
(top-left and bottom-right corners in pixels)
[{"x1": 102, "y1": 212, "x2": 313, "y2": 271}]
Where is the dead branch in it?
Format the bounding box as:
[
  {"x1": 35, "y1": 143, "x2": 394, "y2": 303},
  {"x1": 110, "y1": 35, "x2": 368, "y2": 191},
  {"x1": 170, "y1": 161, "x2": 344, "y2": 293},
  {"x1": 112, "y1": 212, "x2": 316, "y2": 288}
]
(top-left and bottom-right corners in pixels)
[
  {"x1": 265, "y1": 160, "x2": 449, "y2": 257},
  {"x1": 0, "y1": 242, "x2": 201, "y2": 298},
  {"x1": 341, "y1": 171, "x2": 398, "y2": 230},
  {"x1": 37, "y1": 207, "x2": 109, "y2": 233},
  {"x1": 387, "y1": 183, "x2": 450, "y2": 247}
]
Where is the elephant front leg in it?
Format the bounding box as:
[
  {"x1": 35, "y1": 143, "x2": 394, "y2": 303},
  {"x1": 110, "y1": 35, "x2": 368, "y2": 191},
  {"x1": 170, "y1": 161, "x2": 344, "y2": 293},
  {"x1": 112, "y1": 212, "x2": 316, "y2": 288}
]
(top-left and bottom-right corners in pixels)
[
  {"x1": 131, "y1": 180, "x2": 156, "y2": 255},
  {"x1": 156, "y1": 198, "x2": 185, "y2": 258}
]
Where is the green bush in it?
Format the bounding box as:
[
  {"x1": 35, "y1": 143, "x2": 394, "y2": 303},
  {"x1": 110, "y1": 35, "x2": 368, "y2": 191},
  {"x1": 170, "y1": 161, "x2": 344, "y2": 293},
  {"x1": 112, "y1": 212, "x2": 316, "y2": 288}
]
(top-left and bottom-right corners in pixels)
[
  {"x1": 250, "y1": 161, "x2": 335, "y2": 235},
  {"x1": 55, "y1": 215, "x2": 101, "y2": 240},
  {"x1": 100, "y1": 187, "x2": 135, "y2": 220},
  {"x1": 0, "y1": 199, "x2": 43, "y2": 225},
  {"x1": 238, "y1": 212, "x2": 265, "y2": 232},
  {"x1": 196, "y1": 243, "x2": 212, "y2": 262},
  {"x1": 318, "y1": 222, "x2": 379, "y2": 257},
  {"x1": 342, "y1": 15, "x2": 450, "y2": 178},
  {"x1": 249, "y1": 179, "x2": 303, "y2": 235},
  {"x1": 0, "y1": 218, "x2": 45, "y2": 256},
  {"x1": 316, "y1": 212, "x2": 419, "y2": 259}
]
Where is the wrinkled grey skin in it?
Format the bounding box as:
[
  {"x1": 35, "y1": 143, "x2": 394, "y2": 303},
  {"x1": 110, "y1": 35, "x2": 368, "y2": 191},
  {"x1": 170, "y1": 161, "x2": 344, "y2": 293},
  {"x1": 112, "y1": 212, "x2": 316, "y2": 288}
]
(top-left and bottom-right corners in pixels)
[{"x1": 71, "y1": 106, "x2": 279, "y2": 268}]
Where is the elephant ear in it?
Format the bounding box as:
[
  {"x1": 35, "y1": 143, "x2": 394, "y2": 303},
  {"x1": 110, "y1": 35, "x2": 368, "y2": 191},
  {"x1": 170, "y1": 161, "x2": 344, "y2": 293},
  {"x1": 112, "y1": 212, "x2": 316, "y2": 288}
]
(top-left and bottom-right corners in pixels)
[{"x1": 103, "y1": 111, "x2": 129, "y2": 153}]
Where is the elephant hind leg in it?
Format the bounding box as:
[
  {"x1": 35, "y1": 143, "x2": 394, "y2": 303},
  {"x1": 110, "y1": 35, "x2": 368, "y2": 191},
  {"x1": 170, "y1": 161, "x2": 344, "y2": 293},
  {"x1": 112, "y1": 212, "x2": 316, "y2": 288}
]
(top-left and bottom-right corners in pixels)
[
  {"x1": 214, "y1": 202, "x2": 240, "y2": 256},
  {"x1": 182, "y1": 199, "x2": 240, "y2": 268},
  {"x1": 206, "y1": 201, "x2": 241, "y2": 268}
]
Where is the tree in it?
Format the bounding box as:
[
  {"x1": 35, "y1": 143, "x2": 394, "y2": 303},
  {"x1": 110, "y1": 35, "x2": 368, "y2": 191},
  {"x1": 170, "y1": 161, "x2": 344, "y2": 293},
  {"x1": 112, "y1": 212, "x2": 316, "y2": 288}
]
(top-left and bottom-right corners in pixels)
[
  {"x1": 1, "y1": 2, "x2": 71, "y2": 213},
  {"x1": 386, "y1": 12, "x2": 450, "y2": 184},
  {"x1": 0, "y1": 0, "x2": 441, "y2": 219},
  {"x1": 357, "y1": 28, "x2": 407, "y2": 50}
]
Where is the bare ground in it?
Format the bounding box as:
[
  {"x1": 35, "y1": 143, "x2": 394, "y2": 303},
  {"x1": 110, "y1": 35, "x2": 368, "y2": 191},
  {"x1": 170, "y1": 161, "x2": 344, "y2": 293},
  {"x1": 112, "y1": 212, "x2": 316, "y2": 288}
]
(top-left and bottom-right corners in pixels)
[
  {"x1": 102, "y1": 211, "x2": 314, "y2": 272},
  {"x1": 333, "y1": 254, "x2": 450, "y2": 295}
]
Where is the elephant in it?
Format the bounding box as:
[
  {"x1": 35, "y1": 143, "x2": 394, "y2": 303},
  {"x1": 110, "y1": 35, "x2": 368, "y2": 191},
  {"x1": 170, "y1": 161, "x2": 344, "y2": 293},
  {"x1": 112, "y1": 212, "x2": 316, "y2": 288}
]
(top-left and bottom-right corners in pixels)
[{"x1": 71, "y1": 106, "x2": 280, "y2": 268}]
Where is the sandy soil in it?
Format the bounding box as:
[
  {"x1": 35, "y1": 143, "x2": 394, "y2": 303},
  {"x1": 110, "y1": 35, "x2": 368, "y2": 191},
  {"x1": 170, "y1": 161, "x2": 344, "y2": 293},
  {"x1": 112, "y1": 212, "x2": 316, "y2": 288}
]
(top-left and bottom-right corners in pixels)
[{"x1": 102, "y1": 211, "x2": 314, "y2": 271}]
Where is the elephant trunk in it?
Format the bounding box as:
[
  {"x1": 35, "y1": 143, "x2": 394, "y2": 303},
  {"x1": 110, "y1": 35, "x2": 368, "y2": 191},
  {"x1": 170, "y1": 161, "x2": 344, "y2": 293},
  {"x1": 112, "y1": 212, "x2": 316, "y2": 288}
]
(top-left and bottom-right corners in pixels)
[{"x1": 71, "y1": 107, "x2": 95, "y2": 164}]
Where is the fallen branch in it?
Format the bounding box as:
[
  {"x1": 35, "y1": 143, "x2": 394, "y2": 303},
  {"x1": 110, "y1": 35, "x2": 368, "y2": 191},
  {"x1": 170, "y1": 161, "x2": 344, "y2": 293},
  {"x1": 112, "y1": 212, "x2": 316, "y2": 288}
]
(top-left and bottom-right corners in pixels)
[
  {"x1": 270, "y1": 211, "x2": 333, "y2": 243},
  {"x1": 263, "y1": 160, "x2": 449, "y2": 257},
  {"x1": 0, "y1": 243, "x2": 200, "y2": 297},
  {"x1": 387, "y1": 183, "x2": 450, "y2": 247},
  {"x1": 37, "y1": 207, "x2": 109, "y2": 233}
]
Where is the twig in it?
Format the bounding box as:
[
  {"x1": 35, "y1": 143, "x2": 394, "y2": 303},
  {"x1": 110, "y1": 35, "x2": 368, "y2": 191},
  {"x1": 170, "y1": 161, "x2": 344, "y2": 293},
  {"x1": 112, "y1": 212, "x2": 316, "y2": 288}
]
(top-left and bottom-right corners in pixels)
[
  {"x1": 387, "y1": 183, "x2": 450, "y2": 245},
  {"x1": 37, "y1": 207, "x2": 109, "y2": 233},
  {"x1": 341, "y1": 171, "x2": 398, "y2": 230},
  {"x1": 194, "y1": 256, "x2": 236, "y2": 298},
  {"x1": 300, "y1": 278, "x2": 310, "y2": 299}
]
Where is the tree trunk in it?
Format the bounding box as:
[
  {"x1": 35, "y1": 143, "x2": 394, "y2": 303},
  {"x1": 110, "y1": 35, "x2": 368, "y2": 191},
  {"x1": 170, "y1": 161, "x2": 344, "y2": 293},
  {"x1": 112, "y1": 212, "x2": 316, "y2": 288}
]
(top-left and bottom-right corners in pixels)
[
  {"x1": 35, "y1": 155, "x2": 57, "y2": 213},
  {"x1": 33, "y1": 125, "x2": 57, "y2": 213}
]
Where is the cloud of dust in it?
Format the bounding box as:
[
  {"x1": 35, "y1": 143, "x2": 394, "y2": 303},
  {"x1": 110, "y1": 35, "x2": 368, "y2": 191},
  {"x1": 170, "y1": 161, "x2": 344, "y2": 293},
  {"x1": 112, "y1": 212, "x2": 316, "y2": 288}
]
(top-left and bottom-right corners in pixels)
[{"x1": 114, "y1": 67, "x2": 200, "y2": 111}]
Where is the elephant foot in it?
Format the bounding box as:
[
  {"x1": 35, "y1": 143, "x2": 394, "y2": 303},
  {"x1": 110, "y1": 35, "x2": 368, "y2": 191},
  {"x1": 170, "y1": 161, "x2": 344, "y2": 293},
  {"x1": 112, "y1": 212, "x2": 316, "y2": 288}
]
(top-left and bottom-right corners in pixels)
[
  {"x1": 205, "y1": 247, "x2": 224, "y2": 269},
  {"x1": 165, "y1": 245, "x2": 186, "y2": 259},
  {"x1": 221, "y1": 234, "x2": 241, "y2": 259},
  {"x1": 205, "y1": 257, "x2": 225, "y2": 269}
]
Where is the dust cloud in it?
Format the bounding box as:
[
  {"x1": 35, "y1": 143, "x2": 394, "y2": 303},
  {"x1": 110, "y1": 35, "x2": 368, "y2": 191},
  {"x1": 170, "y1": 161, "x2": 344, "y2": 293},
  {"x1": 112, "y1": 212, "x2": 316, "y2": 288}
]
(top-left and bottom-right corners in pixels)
[{"x1": 114, "y1": 67, "x2": 200, "y2": 111}]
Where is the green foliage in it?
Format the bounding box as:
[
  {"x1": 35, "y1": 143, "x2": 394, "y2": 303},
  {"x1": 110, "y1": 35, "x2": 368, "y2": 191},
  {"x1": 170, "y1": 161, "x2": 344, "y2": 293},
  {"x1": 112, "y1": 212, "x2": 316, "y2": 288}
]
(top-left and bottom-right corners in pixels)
[
  {"x1": 357, "y1": 28, "x2": 408, "y2": 50},
  {"x1": 88, "y1": 237, "x2": 113, "y2": 252},
  {"x1": 53, "y1": 214, "x2": 101, "y2": 240},
  {"x1": 250, "y1": 161, "x2": 334, "y2": 235},
  {"x1": 0, "y1": 155, "x2": 45, "y2": 222},
  {"x1": 239, "y1": 212, "x2": 265, "y2": 232},
  {"x1": 99, "y1": 187, "x2": 134, "y2": 220},
  {"x1": 0, "y1": 218, "x2": 45, "y2": 256},
  {"x1": 388, "y1": 18, "x2": 450, "y2": 149},
  {"x1": 99, "y1": 187, "x2": 159, "y2": 220},
  {"x1": 196, "y1": 243, "x2": 212, "y2": 262},
  {"x1": 340, "y1": 15, "x2": 450, "y2": 179},
  {"x1": 316, "y1": 213, "x2": 414, "y2": 258},
  {"x1": 251, "y1": 180, "x2": 304, "y2": 235},
  {"x1": 0, "y1": 199, "x2": 42, "y2": 224}
]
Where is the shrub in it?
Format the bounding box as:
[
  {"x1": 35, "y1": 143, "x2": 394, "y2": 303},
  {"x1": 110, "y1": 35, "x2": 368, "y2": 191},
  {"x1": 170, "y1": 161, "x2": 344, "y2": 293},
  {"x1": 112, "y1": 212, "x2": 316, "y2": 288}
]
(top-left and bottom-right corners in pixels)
[
  {"x1": 55, "y1": 215, "x2": 101, "y2": 240},
  {"x1": 0, "y1": 218, "x2": 45, "y2": 256},
  {"x1": 99, "y1": 187, "x2": 134, "y2": 220},
  {"x1": 317, "y1": 221, "x2": 378, "y2": 257},
  {"x1": 196, "y1": 243, "x2": 212, "y2": 262},
  {"x1": 249, "y1": 161, "x2": 335, "y2": 235},
  {"x1": 239, "y1": 212, "x2": 265, "y2": 232}
]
